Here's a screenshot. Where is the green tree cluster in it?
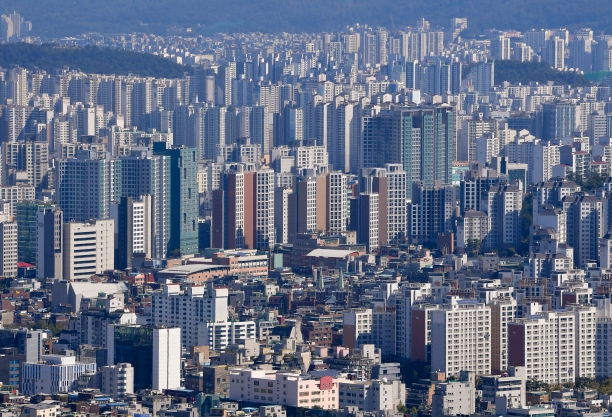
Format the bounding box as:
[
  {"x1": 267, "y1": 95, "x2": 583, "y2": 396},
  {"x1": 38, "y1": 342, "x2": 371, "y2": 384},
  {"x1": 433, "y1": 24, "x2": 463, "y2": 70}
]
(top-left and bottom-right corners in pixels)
[
  {"x1": 493, "y1": 60, "x2": 591, "y2": 87},
  {"x1": 0, "y1": 43, "x2": 187, "y2": 79},
  {"x1": 28, "y1": 320, "x2": 65, "y2": 337},
  {"x1": 566, "y1": 171, "x2": 607, "y2": 192}
]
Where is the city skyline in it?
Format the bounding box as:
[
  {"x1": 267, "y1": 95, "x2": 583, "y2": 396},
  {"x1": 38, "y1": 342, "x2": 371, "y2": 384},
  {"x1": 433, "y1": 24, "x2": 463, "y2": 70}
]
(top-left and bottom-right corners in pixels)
[{"x1": 2, "y1": 8, "x2": 612, "y2": 417}]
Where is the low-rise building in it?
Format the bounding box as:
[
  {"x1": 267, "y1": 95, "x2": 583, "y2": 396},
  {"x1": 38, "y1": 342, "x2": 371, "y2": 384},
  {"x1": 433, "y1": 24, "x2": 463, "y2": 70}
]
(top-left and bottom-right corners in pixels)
[
  {"x1": 22, "y1": 355, "x2": 96, "y2": 395},
  {"x1": 338, "y1": 379, "x2": 406, "y2": 412},
  {"x1": 229, "y1": 369, "x2": 348, "y2": 410}
]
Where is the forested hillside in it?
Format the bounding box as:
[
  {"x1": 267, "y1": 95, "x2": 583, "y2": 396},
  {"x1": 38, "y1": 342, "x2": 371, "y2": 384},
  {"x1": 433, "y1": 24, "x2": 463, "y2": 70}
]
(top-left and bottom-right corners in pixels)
[
  {"x1": 0, "y1": 43, "x2": 187, "y2": 78},
  {"x1": 493, "y1": 61, "x2": 592, "y2": 87}
]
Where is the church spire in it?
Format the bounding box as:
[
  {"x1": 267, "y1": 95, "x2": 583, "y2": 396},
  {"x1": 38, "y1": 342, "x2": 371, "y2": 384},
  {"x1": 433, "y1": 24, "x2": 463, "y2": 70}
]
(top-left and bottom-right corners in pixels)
[
  {"x1": 338, "y1": 268, "x2": 345, "y2": 290},
  {"x1": 317, "y1": 268, "x2": 325, "y2": 291}
]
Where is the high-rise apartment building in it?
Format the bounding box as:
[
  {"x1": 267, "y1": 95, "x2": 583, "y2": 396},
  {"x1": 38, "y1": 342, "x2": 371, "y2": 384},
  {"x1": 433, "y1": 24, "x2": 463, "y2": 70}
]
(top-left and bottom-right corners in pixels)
[
  {"x1": 151, "y1": 283, "x2": 228, "y2": 350},
  {"x1": 488, "y1": 298, "x2": 517, "y2": 374},
  {"x1": 408, "y1": 181, "x2": 456, "y2": 245},
  {"x1": 152, "y1": 327, "x2": 181, "y2": 391},
  {"x1": 430, "y1": 298, "x2": 491, "y2": 377},
  {"x1": 0, "y1": 219, "x2": 17, "y2": 278},
  {"x1": 544, "y1": 37, "x2": 566, "y2": 69},
  {"x1": 491, "y1": 36, "x2": 511, "y2": 60},
  {"x1": 508, "y1": 309, "x2": 584, "y2": 384},
  {"x1": 542, "y1": 102, "x2": 577, "y2": 141}
]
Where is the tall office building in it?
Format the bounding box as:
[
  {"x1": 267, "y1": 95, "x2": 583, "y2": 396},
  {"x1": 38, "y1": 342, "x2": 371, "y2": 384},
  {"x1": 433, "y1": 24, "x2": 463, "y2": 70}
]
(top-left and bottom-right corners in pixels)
[
  {"x1": 450, "y1": 59, "x2": 462, "y2": 94},
  {"x1": 63, "y1": 219, "x2": 114, "y2": 280},
  {"x1": 351, "y1": 193, "x2": 379, "y2": 253},
  {"x1": 107, "y1": 325, "x2": 154, "y2": 391},
  {"x1": 153, "y1": 144, "x2": 199, "y2": 256},
  {"x1": 114, "y1": 196, "x2": 152, "y2": 270},
  {"x1": 36, "y1": 206, "x2": 63, "y2": 279},
  {"x1": 57, "y1": 150, "x2": 118, "y2": 222},
  {"x1": 362, "y1": 105, "x2": 455, "y2": 199},
  {"x1": 15, "y1": 201, "x2": 47, "y2": 264},
  {"x1": 120, "y1": 149, "x2": 170, "y2": 260},
  {"x1": 152, "y1": 327, "x2": 181, "y2": 391}
]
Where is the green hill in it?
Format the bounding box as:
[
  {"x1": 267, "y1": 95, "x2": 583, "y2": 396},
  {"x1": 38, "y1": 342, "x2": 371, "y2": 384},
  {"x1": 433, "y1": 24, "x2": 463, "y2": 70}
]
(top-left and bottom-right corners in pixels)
[
  {"x1": 493, "y1": 60, "x2": 591, "y2": 87},
  {"x1": 3, "y1": 0, "x2": 612, "y2": 37},
  {"x1": 0, "y1": 43, "x2": 187, "y2": 78}
]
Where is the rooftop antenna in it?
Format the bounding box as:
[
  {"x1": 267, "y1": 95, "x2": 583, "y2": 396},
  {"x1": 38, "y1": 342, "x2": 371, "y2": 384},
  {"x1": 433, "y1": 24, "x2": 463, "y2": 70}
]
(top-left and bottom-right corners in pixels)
[{"x1": 390, "y1": 14, "x2": 395, "y2": 32}]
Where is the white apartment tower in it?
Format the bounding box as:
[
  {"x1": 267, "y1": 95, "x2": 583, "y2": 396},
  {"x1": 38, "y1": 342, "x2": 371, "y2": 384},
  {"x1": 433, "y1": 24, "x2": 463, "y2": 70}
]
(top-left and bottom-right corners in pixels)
[
  {"x1": 508, "y1": 308, "x2": 594, "y2": 384},
  {"x1": 489, "y1": 298, "x2": 517, "y2": 374},
  {"x1": 0, "y1": 220, "x2": 17, "y2": 278},
  {"x1": 326, "y1": 172, "x2": 348, "y2": 233},
  {"x1": 343, "y1": 309, "x2": 372, "y2": 349},
  {"x1": 151, "y1": 283, "x2": 229, "y2": 350},
  {"x1": 491, "y1": 36, "x2": 511, "y2": 60},
  {"x1": 430, "y1": 298, "x2": 492, "y2": 377},
  {"x1": 255, "y1": 169, "x2": 275, "y2": 249},
  {"x1": 152, "y1": 327, "x2": 181, "y2": 391}
]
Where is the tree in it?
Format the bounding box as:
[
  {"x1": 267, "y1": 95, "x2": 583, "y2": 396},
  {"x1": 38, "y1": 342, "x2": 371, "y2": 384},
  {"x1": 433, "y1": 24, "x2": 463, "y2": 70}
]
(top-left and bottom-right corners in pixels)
[
  {"x1": 28, "y1": 320, "x2": 65, "y2": 337},
  {"x1": 575, "y1": 377, "x2": 599, "y2": 390},
  {"x1": 567, "y1": 171, "x2": 606, "y2": 192},
  {"x1": 409, "y1": 406, "x2": 418, "y2": 416},
  {"x1": 396, "y1": 402, "x2": 408, "y2": 414},
  {"x1": 526, "y1": 379, "x2": 550, "y2": 392},
  {"x1": 466, "y1": 239, "x2": 482, "y2": 257},
  {"x1": 519, "y1": 193, "x2": 533, "y2": 256},
  {"x1": 399, "y1": 360, "x2": 431, "y2": 387}
]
